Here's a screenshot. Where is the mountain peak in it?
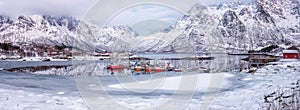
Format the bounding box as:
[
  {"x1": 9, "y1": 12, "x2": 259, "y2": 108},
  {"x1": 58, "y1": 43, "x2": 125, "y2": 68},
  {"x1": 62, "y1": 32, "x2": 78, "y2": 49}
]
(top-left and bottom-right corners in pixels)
[
  {"x1": 0, "y1": 15, "x2": 13, "y2": 27},
  {"x1": 0, "y1": 1, "x2": 299, "y2": 53}
]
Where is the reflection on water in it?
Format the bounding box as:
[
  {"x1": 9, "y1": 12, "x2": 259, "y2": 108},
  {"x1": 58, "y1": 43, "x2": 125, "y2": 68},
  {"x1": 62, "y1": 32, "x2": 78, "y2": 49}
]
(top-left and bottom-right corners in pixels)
[
  {"x1": 5, "y1": 65, "x2": 70, "y2": 74},
  {"x1": 4, "y1": 54, "x2": 247, "y2": 76}
]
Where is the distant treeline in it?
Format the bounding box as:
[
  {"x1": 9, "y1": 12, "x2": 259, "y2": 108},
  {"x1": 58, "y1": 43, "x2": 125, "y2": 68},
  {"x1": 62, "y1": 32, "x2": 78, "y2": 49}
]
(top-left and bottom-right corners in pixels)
[
  {"x1": 248, "y1": 45, "x2": 279, "y2": 53},
  {"x1": 0, "y1": 43, "x2": 20, "y2": 51}
]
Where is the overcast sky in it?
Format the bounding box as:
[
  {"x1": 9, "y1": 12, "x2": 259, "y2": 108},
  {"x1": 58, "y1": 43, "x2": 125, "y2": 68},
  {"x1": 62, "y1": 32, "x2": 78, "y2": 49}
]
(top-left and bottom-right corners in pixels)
[
  {"x1": 106, "y1": 4, "x2": 183, "y2": 36},
  {"x1": 0, "y1": 0, "x2": 98, "y2": 18},
  {"x1": 0, "y1": 0, "x2": 255, "y2": 18}
]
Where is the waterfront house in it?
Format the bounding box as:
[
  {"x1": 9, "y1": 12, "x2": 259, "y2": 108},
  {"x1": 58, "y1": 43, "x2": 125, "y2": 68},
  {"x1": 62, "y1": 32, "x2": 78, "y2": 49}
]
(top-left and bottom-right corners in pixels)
[{"x1": 283, "y1": 46, "x2": 300, "y2": 59}]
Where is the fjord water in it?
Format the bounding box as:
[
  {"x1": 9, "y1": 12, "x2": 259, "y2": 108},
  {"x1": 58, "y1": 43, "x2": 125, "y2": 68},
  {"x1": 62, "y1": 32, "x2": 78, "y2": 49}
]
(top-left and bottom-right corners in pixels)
[
  {"x1": 0, "y1": 54, "x2": 246, "y2": 76},
  {"x1": 0, "y1": 54, "x2": 248, "y2": 109}
]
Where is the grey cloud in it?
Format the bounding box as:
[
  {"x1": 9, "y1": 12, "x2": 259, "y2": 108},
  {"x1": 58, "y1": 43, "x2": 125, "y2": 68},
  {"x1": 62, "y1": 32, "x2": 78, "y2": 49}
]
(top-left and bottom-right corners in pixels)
[{"x1": 0, "y1": 0, "x2": 97, "y2": 19}]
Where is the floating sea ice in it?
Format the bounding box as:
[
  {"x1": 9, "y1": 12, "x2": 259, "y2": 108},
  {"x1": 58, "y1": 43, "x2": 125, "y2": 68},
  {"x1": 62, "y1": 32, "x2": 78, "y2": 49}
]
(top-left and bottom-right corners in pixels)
[{"x1": 56, "y1": 92, "x2": 65, "y2": 95}]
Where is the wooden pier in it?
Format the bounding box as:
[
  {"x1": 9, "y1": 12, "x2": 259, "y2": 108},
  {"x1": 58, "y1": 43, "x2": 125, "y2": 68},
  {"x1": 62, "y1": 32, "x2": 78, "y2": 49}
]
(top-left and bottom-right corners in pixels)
[{"x1": 242, "y1": 55, "x2": 280, "y2": 68}]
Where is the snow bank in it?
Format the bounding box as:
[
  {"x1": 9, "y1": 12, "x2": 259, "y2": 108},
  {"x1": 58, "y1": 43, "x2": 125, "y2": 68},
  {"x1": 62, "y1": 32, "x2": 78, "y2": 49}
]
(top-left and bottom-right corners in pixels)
[
  {"x1": 0, "y1": 89, "x2": 88, "y2": 110},
  {"x1": 109, "y1": 73, "x2": 234, "y2": 91},
  {"x1": 210, "y1": 60, "x2": 300, "y2": 110},
  {"x1": 107, "y1": 73, "x2": 234, "y2": 109}
]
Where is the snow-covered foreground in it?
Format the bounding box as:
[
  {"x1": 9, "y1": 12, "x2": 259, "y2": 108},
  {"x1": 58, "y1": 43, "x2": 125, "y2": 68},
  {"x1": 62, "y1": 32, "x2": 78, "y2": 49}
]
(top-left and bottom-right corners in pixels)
[
  {"x1": 0, "y1": 60, "x2": 299, "y2": 109},
  {"x1": 210, "y1": 60, "x2": 300, "y2": 110},
  {"x1": 0, "y1": 70, "x2": 88, "y2": 110}
]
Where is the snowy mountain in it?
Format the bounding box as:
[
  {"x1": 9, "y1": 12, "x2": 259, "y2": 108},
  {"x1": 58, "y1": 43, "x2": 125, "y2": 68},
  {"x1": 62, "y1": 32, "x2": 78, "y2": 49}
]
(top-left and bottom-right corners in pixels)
[
  {"x1": 0, "y1": 0, "x2": 299, "y2": 53},
  {"x1": 134, "y1": 0, "x2": 300, "y2": 53},
  {"x1": 0, "y1": 15, "x2": 137, "y2": 52}
]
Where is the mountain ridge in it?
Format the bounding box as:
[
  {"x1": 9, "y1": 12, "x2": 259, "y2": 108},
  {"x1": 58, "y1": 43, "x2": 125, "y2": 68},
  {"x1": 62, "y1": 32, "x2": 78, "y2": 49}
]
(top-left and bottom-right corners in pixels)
[{"x1": 0, "y1": 0, "x2": 299, "y2": 54}]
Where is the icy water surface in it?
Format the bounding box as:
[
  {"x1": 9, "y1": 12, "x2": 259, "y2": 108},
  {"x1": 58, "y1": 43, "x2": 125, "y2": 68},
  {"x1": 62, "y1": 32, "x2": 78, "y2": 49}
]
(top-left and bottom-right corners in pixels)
[
  {"x1": 1, "y1": 54, "x2": 247, "y2": 76},
  {"x1": 0, "y1": 54, "x2": 248, "y2": 110}
]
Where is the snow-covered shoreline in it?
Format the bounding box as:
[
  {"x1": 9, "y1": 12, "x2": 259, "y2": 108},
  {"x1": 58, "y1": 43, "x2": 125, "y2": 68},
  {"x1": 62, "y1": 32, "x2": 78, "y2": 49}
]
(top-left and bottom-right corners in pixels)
[
  {"x1": 0, "y1": 59, "x2": 299, "y2": 109},
  {"x1": 211, "y1": 60, "x2": 300, "y2": 109}
]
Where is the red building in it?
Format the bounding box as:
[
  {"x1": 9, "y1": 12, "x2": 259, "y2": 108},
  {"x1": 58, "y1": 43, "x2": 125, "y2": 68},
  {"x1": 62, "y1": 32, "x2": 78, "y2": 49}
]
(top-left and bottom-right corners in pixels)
[
  {"x1": 48, "y1": 48, "x2": 62, "y2": 56},
  {"x1": 283, "y1": 46, "x2": 300, "y2": 59}
]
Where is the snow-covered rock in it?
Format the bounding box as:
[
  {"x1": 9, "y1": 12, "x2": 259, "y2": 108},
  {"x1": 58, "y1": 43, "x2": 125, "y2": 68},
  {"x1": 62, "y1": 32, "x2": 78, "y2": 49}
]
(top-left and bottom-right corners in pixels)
[
  {"x1": 0, "y1": 0, "x2": 299, "y2": 53},
  {"x1": 131, "y1": 0, "x2": 300, "y2": 53},
  {"x1": 0, "y1": 15, "x2": 137, "y2": 52}
]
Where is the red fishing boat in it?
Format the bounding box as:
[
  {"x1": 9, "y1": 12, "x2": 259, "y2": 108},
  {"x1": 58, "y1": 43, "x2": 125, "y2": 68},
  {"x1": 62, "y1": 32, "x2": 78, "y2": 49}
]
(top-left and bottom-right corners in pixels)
[
  {"x1": 152, "y1": 67, "x2": 165, "y2": 73},
  {"x1": 109, "y1": 65, "x2": 125, "y2": 71},
  {"x1": 174, "y1": 69, "x2": 182, "y2": 72}
]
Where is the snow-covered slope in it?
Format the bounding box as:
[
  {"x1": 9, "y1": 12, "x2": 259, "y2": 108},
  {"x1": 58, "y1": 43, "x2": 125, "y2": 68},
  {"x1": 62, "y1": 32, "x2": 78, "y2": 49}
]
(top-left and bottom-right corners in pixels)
[
  {"x1": 137, "y1": 0, "x2": 300, "y2": 53},
  {"x1": 0, "y1": 15, "x2": 137, "y2": 52},
  {"x1": 0, "y1": 0, "x2": 299, "y2": 53},
  {"x1": 131, "y1": 4, "x2": 225, "y2": 53}
]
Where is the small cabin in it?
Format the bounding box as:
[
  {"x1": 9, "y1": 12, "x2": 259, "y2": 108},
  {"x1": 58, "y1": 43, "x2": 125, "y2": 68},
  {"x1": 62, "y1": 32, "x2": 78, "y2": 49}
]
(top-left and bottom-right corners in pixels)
[
  {"x1": 283, "y1": 46, "x2": 300, "y2": 59},
  {"x1": 48, "y1": 48, "x2": 62, "y2": 56}
]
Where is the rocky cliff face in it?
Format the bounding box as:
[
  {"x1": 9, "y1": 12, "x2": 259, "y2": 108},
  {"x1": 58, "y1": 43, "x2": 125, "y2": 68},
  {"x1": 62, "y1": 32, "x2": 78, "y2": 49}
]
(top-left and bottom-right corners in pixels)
[
  {"x1": 0, "y1": 0, "x2": 299, "y2": 53},
  {"x1": 0, "y1": 15, "x2": 137, "y2": 52},
  {"x1": 167, "y1": 0, "x2": 300, "y2": 53}
]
